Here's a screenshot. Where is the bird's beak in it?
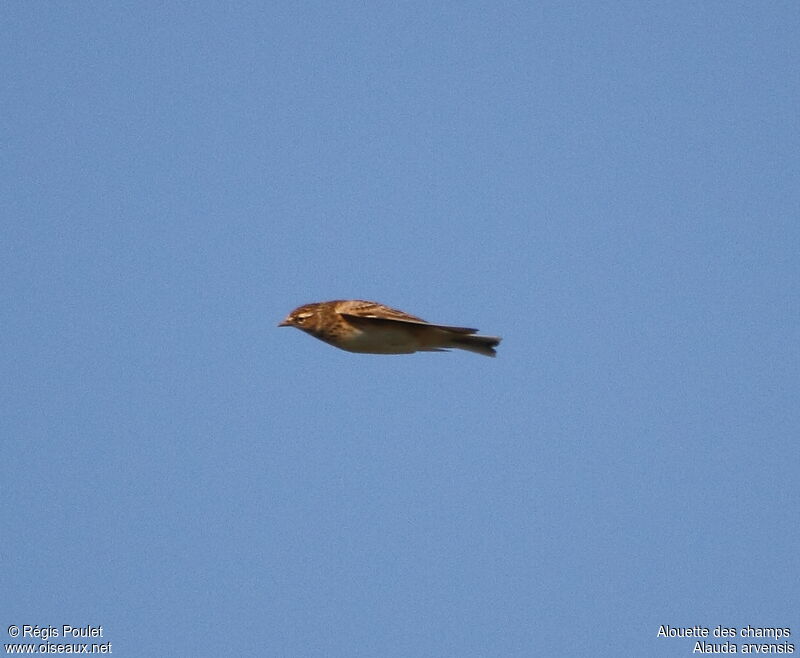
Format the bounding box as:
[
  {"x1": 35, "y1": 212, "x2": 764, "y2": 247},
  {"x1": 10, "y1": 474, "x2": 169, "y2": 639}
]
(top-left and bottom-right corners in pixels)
[{"x1": 278, "y1": 319, "x2": 291, "y2": 327}]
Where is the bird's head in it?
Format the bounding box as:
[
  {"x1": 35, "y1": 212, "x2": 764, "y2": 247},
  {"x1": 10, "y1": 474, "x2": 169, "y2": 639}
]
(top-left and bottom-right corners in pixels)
[{"x1": 278, "y1": 303, "x2": 320, "y2": 330}]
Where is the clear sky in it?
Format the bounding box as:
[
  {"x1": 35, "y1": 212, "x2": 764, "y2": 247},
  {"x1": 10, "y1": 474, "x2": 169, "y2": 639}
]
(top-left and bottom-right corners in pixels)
[{"x1": 3, "y1": 3, "x2": 798, "y2": 657}]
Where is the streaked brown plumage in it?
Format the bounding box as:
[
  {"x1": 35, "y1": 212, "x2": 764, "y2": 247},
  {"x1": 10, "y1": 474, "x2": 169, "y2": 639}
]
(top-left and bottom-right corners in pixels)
[{"x1": 278, "y1": 300, "x2": 501, "y2": 357}]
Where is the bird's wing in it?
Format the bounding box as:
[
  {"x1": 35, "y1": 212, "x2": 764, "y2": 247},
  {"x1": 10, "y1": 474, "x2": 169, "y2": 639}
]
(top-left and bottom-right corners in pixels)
[
  {"x1": 337, "y1": 300, "x2": 428, "y2": 322},
  {"x1": 340, "y1": 305, "x2": 478, "y2": 335}
]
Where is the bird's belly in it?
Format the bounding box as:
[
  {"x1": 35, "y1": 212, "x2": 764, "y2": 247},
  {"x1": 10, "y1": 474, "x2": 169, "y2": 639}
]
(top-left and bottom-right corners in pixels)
[{"x1": 339, "y1": 326, "x2": 419, "y2": 354}]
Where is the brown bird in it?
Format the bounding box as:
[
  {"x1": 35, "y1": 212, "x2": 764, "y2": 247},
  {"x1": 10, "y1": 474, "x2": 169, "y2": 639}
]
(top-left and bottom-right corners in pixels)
[{"x1": 279, "y1": 300, "x2": 501, "y2": 357}]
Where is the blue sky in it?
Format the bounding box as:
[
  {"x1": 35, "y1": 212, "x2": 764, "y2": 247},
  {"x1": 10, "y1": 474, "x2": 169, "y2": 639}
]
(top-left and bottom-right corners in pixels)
[{"x1": 2, "y1": 2, "x2": 798, "y2": 656}]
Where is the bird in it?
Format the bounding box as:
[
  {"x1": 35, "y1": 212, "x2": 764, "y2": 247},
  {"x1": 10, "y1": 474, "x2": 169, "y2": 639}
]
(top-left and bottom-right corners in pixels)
[{"x1": 278, "y1": 300, "x2": 501, "y2": 357}]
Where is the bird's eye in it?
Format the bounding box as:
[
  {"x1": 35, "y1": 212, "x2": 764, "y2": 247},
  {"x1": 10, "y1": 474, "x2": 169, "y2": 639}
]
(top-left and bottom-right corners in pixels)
[{"x1": 294, "y1": 315, "x2": 307, "y2": 324}]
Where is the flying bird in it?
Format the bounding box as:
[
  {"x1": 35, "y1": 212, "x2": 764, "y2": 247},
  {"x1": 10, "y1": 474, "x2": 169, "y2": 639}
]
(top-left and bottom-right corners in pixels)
[{"x1": 279, "y1": 300, "x2": 501, "y2": 357}]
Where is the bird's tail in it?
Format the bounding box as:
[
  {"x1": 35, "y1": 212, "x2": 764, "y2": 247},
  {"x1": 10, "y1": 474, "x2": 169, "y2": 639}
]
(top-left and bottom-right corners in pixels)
[{"x1": 448, "y1": 333, "x2": 501, "y2": 357}]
